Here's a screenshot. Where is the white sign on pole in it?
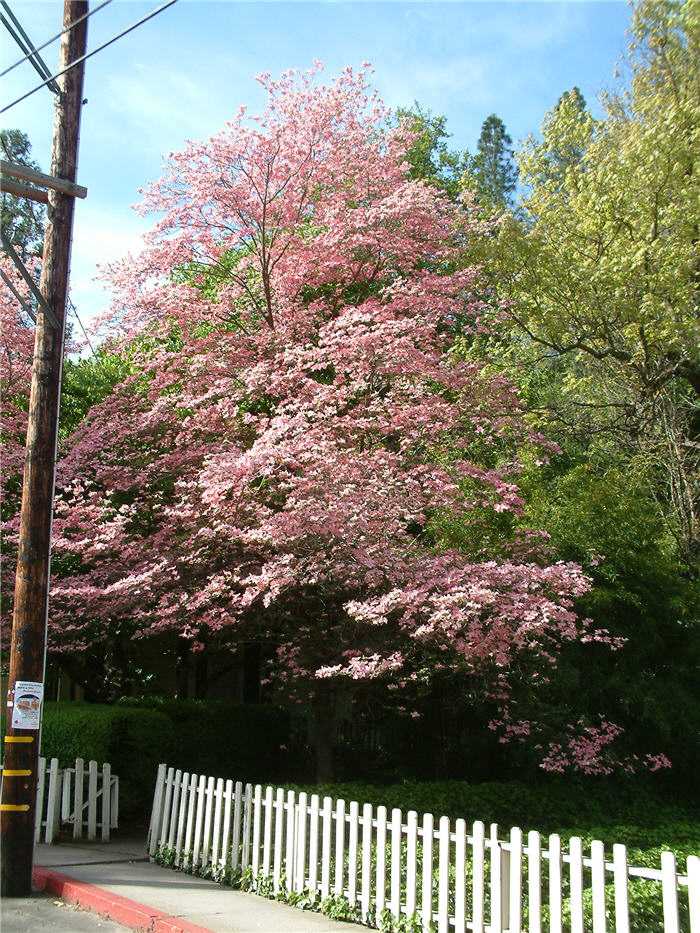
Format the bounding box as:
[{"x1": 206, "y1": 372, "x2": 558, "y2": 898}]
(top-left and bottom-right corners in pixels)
[{"x1": 11, "y1": 680, "x2": 44, "y2": 730}]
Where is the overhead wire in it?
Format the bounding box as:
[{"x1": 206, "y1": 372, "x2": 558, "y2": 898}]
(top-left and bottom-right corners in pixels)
[
  {"x1": 0, "y1": 0, "x2": 113, "y2": 79},
  {"x1": 0, "y1": 0, "x2": 61, "y2": 94},
  {"x1": 1, "y1": 0, "x2": 179, "y2": 114},
  {"x1": 68, "y1": 299, "x2": 96, "y2": 357}
]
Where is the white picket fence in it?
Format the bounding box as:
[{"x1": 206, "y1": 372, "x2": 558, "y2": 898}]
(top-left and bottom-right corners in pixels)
[
  {"x1": 33, "y1": 756, "x2": 119, "y2": 843},
  {"x1": 148, "y1": 764, "x2": 700, "y2": 932}
]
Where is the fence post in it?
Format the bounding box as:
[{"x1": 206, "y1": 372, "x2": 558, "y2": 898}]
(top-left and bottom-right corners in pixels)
[{"x1": 148, "y1": 763, "x2": 166, "y2": 856}]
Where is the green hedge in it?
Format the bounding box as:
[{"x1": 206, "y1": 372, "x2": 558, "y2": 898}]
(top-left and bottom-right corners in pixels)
[
  {"x1": 39, "y1": 703, "x2": 175, "y2": 818},
  {"x1": 286, "y1": 778, "x2": 691, "y2": 837}
]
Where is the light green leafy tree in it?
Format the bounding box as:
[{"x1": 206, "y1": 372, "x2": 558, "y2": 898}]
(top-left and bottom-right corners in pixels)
[{"x1": 488, "y1": 0, "x2": 699, "y2": 570}]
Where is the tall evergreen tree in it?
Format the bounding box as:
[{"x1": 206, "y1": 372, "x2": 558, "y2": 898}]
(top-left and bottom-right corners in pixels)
[
  {"x1": 0, "y1": 129, "x2": 45, "y2": 260},
  {"x1": 470, "y1": 114, "x2": 517, "y2": 208}
]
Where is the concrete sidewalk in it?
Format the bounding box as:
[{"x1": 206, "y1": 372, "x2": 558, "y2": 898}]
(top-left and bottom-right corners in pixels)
[{"x1": 32, "y1": 833, "x2": 363, "y2": 933}]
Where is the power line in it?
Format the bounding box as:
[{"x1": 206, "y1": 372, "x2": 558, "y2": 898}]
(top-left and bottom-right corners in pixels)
[
  {"x1": 0, "y1": 0, "x2": 61, "y2": 95},
  {"x1": 0, "y1": 0, "x2": 112, "y2": 79},
  {"x1": 1, "y1": 0, "x2": 179, "y2": 115},
  {"x1": 68, "y1": 298, "x2": 96, "y2": 357}
]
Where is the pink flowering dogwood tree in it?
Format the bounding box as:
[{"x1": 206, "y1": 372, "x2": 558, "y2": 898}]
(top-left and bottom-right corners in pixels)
[{"x1": 32, "y1": 65, "x2": 644, "y2": 778}]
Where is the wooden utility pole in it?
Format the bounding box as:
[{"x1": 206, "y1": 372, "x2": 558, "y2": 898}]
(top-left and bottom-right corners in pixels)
[{"x1": 1, "y1": 0, "x2": 88, "y2": 897}]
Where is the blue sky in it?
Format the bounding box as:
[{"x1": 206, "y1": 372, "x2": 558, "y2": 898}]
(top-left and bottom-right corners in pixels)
[{"x1": 2, "y1": 0, "x2": 632, "y2": 327}]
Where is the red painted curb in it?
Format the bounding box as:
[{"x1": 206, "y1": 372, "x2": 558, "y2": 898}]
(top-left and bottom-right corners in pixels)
[{"x1": 33, "y1": 865, "x2": 216, "y2": 933}]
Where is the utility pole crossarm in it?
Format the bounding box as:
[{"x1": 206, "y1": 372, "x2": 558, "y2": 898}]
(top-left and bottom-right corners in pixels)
[
  {"x1": 0, "y1": 158, "x2": 87, "y2": 199},
  {"x1": 0, "y1": 175, "x2": 50, "y2": 205}
]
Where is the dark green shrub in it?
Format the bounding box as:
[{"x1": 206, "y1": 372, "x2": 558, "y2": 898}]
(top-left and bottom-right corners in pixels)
[{"x1": 116, "y1": 698, "x2": 292, "y2": 784}]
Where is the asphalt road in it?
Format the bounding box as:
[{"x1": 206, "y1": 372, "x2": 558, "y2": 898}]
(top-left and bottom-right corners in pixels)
[{"x1": 0, "y1": 889, "x2": 132, "y2": 933}]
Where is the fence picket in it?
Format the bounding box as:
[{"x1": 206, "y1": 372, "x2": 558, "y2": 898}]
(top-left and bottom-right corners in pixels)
[
  {"x1": 348, "y1": 800, "x2": 359, "y2": 906},
  {"x1": 175, "y1": 772, "x2": 190, "y2": 865},
  {"x1": 44, "y1": 758, "x2": 60, "y2": 843},
  {"x1": 160, "y1": 767, "x2": 175, "y2": 848},
  {"x1": 376, "y1": 805, "x2": 388, "y2": 917},
  {"x1": 390, "y1": 807, "x2": 402, "y2": 920},
  {"x1": 591, "y1": 839, "x2": 607, "y2": 933},
  {"x1": 211, "y1": 778, "x2": 224, "y2": 870},
  {"x1": 296, "y1": 791, "x2": 308, "y2": 892},
  {"x1": 490, "y1": 824, "x2": 502, "y2": 933},
  {"x1": 202, "y1": 776, "x2": 217, "y2": 867},
  {"x1": 273, "y1": 788, "x2": 285, "y2": 893},
  {"x1": 87, "y1": 759, "x2": 98, "y2": 840},
  {"x1": 549, "y1": 833, "x2": 562, "y2": 933},
  {"x1": 231, "y1": 781, "x2": 243, "y2": 871},
  {"x1": 285, "y1": 789, "x2": 296, "y2": 891},
  {"x1": 335, "y1": 798, "x2": 346, "y2": 897},
  {"x1": 509, "y1": 826, "x2": 523, "y2": 933},
  {"x1": 321, "y1": 796, "x2": 333, "y2": 898},
  {"x1": 183, "y1": 773, "x2": 198, "y2": 868},
  {"x1": 251, "y1": 784, "x2": 262, "y2": 876},
  {"x1": 192, "y1": 775, "x2": 207, "y2": 867},
  {"x1": 613, "y1": 843, "x2": 630, "y2": 933},
  {"x1": 220, "y1": 779, "x2": 234, "y2": 871},
  {"x1": 111, "y1": 775, "x2": 119, "y2": 828},
  {"x1": 34, "y1": 756, "x2": 46, "y2": 842},
  {"x1": 661, "y1": 850, "x2": 680, "y2": 933},
  {"x1": 167, "y1": 770, "x2": 181, "y2": 849},
  {"x1": 472, "y1": 821, "x2": 485, "y2": 933},
  {"x1": 73, "y1": 757, "x2": 84, "y2": 840},
  {"x1": 454, "y1": 818, "x2": 467, "y2": 933},
  {"x1": 306, "y1": 793, "x2": 319, "y2": 893},
  {"x1": 422, "y1": 812, "x2": 435, "y2": 930},
  {"x1": 101, "y1": 763, "x2": 113, "y2": 842},
  {"x1": 438, "y1": 815, "x2": 450, "y2": 933},
  {"x1": 569, "y1": 835, "x2": 585, "y2": 933},
  {"x1": 262, "y1": 786, "x2": 274, "y2": 879},
  {"x1": 528, "y1": 830, "x2": 542, "y2": 933},
  {"x1": 405, "y1": 810, "x2": 418, "y2": 918},
  {"x1": 241, "y1": 783, "x2": 253, "y2": 871},
  {"x1": 61, "y1": 765, "x2": 71, "y2": 823},
  {"x1": 361, "y1": 803, "x2": 373, "y2": 922}
]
